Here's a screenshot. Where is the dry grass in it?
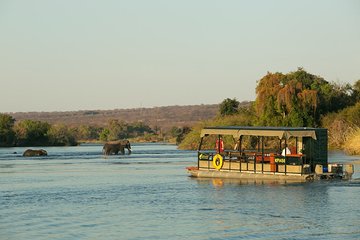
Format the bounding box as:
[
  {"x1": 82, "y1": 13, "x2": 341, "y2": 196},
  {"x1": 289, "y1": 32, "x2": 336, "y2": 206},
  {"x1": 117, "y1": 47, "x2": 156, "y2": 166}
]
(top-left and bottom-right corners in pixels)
[{"x1": 344, "y1": 128, "x2": 360, "y2": 155}]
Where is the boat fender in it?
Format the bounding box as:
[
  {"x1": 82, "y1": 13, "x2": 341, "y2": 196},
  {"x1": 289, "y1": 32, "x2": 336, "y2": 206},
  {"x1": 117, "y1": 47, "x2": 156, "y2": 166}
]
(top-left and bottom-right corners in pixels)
[{"x1": 213, "y1": 154, "x2": 224, "y2": 170}]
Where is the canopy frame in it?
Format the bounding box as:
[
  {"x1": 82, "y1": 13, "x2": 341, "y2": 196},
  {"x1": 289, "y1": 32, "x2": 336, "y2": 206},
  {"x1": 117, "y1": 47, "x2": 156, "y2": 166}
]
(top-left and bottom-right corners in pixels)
[{"x1": 200, "y1": 126, "x2": 318, "y2": 140}]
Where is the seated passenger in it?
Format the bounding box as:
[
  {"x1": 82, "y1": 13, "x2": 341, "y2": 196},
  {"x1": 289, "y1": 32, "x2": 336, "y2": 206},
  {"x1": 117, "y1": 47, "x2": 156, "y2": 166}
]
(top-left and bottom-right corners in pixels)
[
  {"x1": 281, "y1": 145, "x2": 291, "y2": 156},
  {"x1": 233, "y1": 140, "x2": 240, "y2": 151}
]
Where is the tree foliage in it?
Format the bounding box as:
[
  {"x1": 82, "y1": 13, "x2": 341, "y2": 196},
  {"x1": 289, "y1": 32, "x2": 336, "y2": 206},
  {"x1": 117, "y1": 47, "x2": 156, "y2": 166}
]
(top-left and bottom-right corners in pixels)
[
  {"x1": 75, "y1": 125, "x2": 100, "y2": 140},
  {"x1": 178, "y1": 109, "x2": 255, "y2": 150},
  {"x1": 255, "y1": 68, "x2": 356, "y2": 127},
  {"x1": 219, "y1": 98, "x2": 240, "y2": 116},
  {"x1": 180, "y1": 68, "x2": 359, "y2": 150},
  {"x1": 0, "y1": 114, "x2": 16, "y2": 146},
  {"x1": 14, "y1": 120, "x2": 50, "y2": 146},
  {"x1": 0, "y1": 115, "x2": 160, "y2": 146},
  {"x1": 99, "y1": 120, "x2": 155, "y2": 142},
  {"x1": 321, "y1": 102, "x2": 360, "y2": 148},
  {"x1": 170, "y1": 126, "x2": 192, "y2": 145},
  {"x1": 48, "y1": 124, "x2": 77, "y2": 146}
]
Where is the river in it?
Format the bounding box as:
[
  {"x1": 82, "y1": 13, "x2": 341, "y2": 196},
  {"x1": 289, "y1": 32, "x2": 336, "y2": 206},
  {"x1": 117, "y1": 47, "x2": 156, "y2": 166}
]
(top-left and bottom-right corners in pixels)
[{"x1": 1, "y1": 144, "x2": 359, "y2": 239}]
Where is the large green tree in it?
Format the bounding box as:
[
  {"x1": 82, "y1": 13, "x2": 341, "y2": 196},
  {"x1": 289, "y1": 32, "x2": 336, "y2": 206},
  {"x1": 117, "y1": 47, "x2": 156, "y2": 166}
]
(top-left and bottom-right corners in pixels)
[
  {"x1": 255, "y1": 68, "x2": 356, "y2": 127},
  {"x1": 219, "y1": 98, "x2": 240, "y2": 116}
]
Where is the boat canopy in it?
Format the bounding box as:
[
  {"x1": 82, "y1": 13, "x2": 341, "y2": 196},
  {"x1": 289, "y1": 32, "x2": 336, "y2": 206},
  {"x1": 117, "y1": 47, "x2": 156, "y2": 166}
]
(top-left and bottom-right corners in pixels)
[{"x1": 200, "y1": 126, "x2": 318, "y2": 140}]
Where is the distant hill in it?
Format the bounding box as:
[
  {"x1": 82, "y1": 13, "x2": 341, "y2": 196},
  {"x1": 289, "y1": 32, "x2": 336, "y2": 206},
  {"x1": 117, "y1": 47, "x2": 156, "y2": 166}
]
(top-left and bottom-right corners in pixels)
[
  {"x1": 9, "y1": 102, "x2": 252, "y2": 131},
  {"x1": 9, "y1": 104, "x2": 218, "y2": 131}
]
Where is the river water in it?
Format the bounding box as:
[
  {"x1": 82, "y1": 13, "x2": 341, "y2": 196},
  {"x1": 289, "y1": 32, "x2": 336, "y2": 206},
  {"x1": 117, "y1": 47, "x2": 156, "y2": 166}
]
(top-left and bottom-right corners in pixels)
[{"x1": 1, "y1": 144, "x2": 359, "y2": 240}]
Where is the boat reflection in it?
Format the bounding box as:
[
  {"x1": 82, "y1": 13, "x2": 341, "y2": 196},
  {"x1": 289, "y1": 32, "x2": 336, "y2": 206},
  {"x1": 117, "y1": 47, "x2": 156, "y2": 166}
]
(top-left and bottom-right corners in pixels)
[{"x1": 191, "y1": 177, "x2": 308, "y2": 188}]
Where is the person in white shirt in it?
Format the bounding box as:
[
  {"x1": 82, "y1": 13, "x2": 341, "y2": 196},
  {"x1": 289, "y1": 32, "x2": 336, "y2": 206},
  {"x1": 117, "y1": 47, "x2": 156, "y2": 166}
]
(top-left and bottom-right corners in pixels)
[{"x1": 281, "y1": 145, "x2": 291, "y2": 156}]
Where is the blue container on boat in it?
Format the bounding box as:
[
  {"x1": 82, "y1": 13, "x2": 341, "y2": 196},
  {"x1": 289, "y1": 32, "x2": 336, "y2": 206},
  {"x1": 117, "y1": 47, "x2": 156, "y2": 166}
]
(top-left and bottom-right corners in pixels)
[{"x1": 323, "y1": 166, "x2": 328, "y2": 173}]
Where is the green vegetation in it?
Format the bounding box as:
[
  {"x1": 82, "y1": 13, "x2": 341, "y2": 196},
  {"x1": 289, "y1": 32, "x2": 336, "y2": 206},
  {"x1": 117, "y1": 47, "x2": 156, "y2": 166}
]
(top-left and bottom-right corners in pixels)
[
  {"x1": 0, "y1": 114, "x2": 178, "y2": 147},
  {"x1": 179, "y1": 108, "x2": 255, "y2": 150},
  {"x1": 99, "y1": 120, "x2": 154, "y2": 142},
  {"x1": 219, "y1": 98, "x2": 240, "y2": 116},
  {"x1": 0, "y1": 114, "x2": 16, "y2": 147},
  {"x1": 1, "y1": 68, "x2": 359, "y2": 153},
  {"x1": 170, "y1": 126, "x2": 192, "y2": 145},
  {"x1": 321, "y1": 101, "x2": 360, "y2": 149},
  {"x1": 180, "y1": 68, "x2": 360, "y2": 154},
  {"x1": 47, "y1": 124, "x2": 77, "y2": 146},
  {"x1": 343, "y1": 128, "x2": 360, "y2": 155},
  {"x1": 14, "y1": 120, "x2": 51, "y2": 146},
  {"x1": 255, "y1": 68, "x2": 355, "y2": 127}
]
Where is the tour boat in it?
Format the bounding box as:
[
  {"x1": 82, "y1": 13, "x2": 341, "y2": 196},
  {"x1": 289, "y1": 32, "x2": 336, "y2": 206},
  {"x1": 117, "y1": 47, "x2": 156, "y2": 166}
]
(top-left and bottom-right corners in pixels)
[{"x1": 186, "y1": 126, "x2": 354, "y2": 182}]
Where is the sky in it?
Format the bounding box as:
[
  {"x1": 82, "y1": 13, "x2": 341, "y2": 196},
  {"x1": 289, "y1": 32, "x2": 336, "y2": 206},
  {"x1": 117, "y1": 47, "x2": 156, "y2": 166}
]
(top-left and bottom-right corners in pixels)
[{"x1": 0, "y1": 0, "x2": 359, "y2": 113}]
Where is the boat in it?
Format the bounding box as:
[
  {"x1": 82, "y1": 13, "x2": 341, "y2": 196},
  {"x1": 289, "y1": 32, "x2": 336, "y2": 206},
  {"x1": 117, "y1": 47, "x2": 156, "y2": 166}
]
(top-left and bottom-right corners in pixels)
[{"x1": 186, "y1": 126, "x2": 354, "y2": 182}]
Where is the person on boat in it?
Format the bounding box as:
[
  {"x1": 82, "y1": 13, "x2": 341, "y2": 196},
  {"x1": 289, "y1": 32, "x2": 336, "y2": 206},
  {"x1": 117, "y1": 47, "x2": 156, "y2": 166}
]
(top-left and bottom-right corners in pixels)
[
  {"x1": 233, "y1": 140, "x2": 240, "y2": 150},
  {"x1": 281, "y1": 145, "x2": 291, "y2": 156},
  {"x1": 216, "y1": 137, "x2": 224, "y2": 153}
]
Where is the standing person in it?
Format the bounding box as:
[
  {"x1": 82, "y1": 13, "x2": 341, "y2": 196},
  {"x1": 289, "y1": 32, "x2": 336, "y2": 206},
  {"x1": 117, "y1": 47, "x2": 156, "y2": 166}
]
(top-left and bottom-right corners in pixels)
[{"x1": 216, "y1": 137, "x2": 224, "y2": 153}]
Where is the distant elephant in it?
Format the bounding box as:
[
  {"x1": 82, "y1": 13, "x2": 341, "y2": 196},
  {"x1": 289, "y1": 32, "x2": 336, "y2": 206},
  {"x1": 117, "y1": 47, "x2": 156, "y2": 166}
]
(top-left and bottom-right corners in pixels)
[
  {"x1": 102, "y1": 140, "x2": 131, "y2": 155},
  {"x1": 23, "y1": 149, "x2": 48, "y2": 157}
]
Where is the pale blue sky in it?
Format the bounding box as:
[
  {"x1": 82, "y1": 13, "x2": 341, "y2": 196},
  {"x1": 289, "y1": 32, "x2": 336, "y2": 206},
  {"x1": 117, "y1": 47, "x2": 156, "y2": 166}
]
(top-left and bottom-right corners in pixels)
[{"x1": 1, "y1": 0, "x2": 359, "y2": 112}]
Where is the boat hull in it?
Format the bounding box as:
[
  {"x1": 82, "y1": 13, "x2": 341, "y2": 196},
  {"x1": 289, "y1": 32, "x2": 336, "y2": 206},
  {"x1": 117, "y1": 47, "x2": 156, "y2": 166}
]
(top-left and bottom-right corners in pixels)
[{"x1": 187, "y1": 167, "x2": 313, "y2": 182}]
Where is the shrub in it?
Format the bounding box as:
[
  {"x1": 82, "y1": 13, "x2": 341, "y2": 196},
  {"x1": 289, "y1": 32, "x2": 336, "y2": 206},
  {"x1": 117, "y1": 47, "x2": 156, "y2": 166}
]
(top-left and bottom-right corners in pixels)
[
  {"x1": 344, "y1": 128, "x2": 360, "y2": 155},
  {"x1": 14, "y1": 120, "x2": 50, "y2": 146},
  {"x1": 178, "y1": 111, "x2": 255, "y2": 150},
  {"x1": 47, "y1": 124, "x2": 77, "y2": 146},
  {"x1": 322, "y1": 102, "x2": 360, "y2": 149}
]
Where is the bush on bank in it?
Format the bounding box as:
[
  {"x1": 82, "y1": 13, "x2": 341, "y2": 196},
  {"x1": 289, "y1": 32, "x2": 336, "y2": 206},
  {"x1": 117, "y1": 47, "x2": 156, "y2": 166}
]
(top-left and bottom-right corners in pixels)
[{"x1": 343, "y1": 128, "x2": 360, "y2": 155}]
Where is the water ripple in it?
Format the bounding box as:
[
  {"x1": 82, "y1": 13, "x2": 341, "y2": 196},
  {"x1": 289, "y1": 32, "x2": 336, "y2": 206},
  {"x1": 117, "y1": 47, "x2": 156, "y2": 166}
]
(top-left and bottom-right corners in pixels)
[{"x1": 1, "y1": 144, "x2": 360, "y2": 240}]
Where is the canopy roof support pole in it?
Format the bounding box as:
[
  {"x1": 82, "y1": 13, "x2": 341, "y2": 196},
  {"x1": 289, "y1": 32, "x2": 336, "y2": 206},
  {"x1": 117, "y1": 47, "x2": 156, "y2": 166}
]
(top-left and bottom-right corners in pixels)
[
  {"x1": 285, "y1": 138, "x2": 287, "y2": 175},
  {"x1": 261, "y1": 136, "x2": 264, "y2": 173},
  {"x1": 239, "y1": 136, "x2": 243, "y2": 172},
  {"x1": 198, "y1": 137, "x2": 204, "y2": 151},
  {"x1": 197, "y1": 137, "x2": 204, "y2": 169}
]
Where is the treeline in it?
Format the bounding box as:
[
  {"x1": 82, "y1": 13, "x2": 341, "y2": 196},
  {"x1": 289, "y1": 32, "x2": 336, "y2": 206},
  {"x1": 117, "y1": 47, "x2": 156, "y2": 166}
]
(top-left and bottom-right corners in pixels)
[
  {"x1": 0, "y1": 115, "x2": 191, "y2": 147},
  {"x1": 10, "y1": 104, "x2": 219, "y2": 131},
  {"x1": 179, "y1": 68, "x2": 360, "y2": 154}
]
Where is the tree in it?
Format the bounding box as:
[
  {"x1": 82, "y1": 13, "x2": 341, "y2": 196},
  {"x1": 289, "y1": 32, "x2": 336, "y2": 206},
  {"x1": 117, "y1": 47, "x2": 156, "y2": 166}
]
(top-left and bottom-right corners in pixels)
[
  {"x1": 99, "y1": 128, "x2": 110, "y2": 142},
  {"x1": 14, "y1": 120, "x2": 50, "y2": 146},
  {"x1": 0, "y1": 114, "x2": 16, "y2": 146},
  {"x1": 352, "y1": 79, "x2": 360, "y2": 102},
  {"x1": 47, "y1": 124, "x2": 77, "y2": 146},
  {"x1": 255, "y1": 68, "x2": 357, "y2": 127},
  {"x1": 127, "y1": 122, "x2": 153, "y2": 137},
  {"x1": 75, "y1": 125, "x2": 100, "y2": 140},
  {"x1": 219, "y1": 98, "x2": 240, "y2": 116},
  {"x1": 170, "y1": 126, "x2": 191, "y2": 145},
  {"x1": 99, "y1": 119, "x2": 128, "y2": 142}
]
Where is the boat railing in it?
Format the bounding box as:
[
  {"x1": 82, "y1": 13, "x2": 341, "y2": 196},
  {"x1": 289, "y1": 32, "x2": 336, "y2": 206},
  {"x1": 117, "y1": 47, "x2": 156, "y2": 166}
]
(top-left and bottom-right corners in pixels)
[{"x1": 197, "y1": 150, "x2": 309, "y2": 175}]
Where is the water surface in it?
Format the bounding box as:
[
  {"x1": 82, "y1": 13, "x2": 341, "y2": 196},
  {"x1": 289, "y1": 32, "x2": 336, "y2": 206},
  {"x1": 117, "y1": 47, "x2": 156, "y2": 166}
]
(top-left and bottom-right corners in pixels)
[{"x1": 1, "y1": 144, "x2": 360, "y2": 239}]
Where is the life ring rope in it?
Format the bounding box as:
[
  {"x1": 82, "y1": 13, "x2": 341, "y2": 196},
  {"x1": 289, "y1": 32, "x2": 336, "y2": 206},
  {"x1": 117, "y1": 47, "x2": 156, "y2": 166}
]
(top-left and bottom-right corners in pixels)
[{"x1": 213, "y1": 154, "x2": 224, "y2": 170}]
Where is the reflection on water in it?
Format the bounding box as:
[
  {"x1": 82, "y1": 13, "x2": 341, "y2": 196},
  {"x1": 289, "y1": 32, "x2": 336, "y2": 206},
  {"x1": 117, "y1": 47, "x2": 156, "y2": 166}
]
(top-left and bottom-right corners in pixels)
[
  {"x1": 0, "y1": 144, "x2": 360, "y2": 240},
  {"x1": 202, "y1": 178, "x2": 307, "y2": 187}
]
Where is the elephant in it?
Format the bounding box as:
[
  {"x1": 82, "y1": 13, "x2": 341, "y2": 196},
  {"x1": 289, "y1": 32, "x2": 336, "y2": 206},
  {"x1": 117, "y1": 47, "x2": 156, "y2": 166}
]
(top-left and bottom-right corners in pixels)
[
  {"x1": 102, "y1": 140, "x2": 131, "y2": 155},
  {"x1": 23, "y1": 149, "x2": 48, "y2": 157}
]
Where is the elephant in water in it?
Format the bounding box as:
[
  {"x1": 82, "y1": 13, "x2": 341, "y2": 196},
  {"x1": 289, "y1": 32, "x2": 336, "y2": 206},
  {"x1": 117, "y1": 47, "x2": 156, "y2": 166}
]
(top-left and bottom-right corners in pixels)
[
  {"x1": 23, "y1": 149, "x2": 48, "y2": 157},
  {"x1": 102, "y1": 140, "x2": 131, "y2": 155}
]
